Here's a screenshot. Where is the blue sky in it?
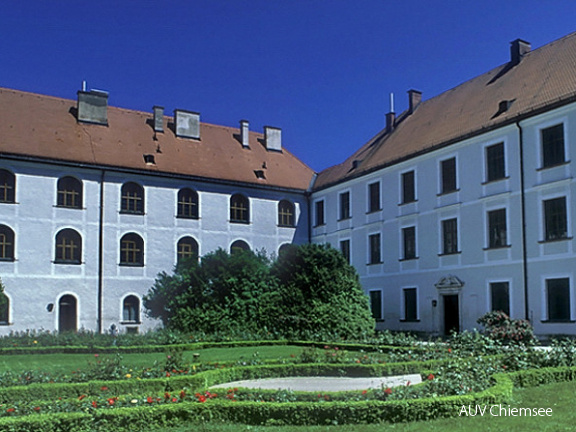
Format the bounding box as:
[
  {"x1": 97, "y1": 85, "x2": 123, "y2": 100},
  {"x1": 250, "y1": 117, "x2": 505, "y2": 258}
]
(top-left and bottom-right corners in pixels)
[{"x1": 2, "y1": 1, "x2": 576, "y2": 172}]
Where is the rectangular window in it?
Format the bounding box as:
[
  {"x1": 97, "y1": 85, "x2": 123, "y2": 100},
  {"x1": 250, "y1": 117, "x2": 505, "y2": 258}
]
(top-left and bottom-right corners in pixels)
[
  {"x1": 403, "y1": 288, "x2": 418, "y2": 321},
  {"x1": 339, "y1": 239, "x2": 350, "y2": 263},
  {"x1": 544, "y1": 197, "x2": 568, "y2": 241},
  {"x1": 546, "y1": 278, "x2": 571, "y2": 321},
  {"x1": 490, "y1": 282, "x2": 510, "y2": 316},
  {"x1": 339, "y1": 191, "x2": 351, "y2": 220},
  {"x1": 402, "y1": 226, "x2": 416, "y2": 260},
  {"x1": 368, "y1": 233, "x2": 381, "y2": 264},
  {"x1": 542, "y1": 123, "x2": 565, "y2": 168},
  {"x1": 442, "y1": 218, "x2": 458, "y2": 255},
  {"x1": 440, "y1": 158, "x2": 457, "y2": 194},
  {"x1": 369, "y1": 290, "x2": 383, "y2": 321},
  {"x1": 488, "y1": 208, "x2": 507, "y2": 248},
  {"x1": 401, "y1": 171, "x2": 415, "y2": 203},
  {"x1": 368, "y1": 182, "x2": 381, "y2": 212},
  {"x1": 314, "y1": 200, "x2": 325, "y2": 227},
  {"x1": 486, "y1": 142, "x2": 506, "y2": 182}
]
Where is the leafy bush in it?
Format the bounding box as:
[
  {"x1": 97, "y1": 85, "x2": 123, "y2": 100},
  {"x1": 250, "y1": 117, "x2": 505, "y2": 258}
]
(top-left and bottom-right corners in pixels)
[{"x1": 477, "y1": 311, "x2": 537, "y2": 346}]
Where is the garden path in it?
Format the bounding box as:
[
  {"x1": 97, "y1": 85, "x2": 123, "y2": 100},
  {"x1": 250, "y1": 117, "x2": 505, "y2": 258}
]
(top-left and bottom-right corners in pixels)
[{"x1": 210, "y1": 373, "x2": 422, "y2": 392}]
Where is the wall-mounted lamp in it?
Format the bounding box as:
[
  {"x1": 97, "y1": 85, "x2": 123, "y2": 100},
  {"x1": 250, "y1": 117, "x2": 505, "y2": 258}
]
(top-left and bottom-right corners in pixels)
[{"x1": 46, "y1": 303, "x2": 54, "y2": 312}]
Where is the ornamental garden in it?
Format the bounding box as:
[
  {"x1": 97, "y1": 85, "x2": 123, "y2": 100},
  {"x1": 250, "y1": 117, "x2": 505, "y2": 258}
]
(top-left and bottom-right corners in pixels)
[{"x1": 0, "y1": 244, "x2": 575, "y2": 430}]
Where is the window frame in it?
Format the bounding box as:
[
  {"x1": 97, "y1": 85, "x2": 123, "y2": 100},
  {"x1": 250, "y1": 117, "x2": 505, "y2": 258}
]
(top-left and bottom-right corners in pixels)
[
  {"x1": 367, "y1": 181, "x2": 381, "y2": 213},
  {"x1": 120, "y1": 182, "x2": 145, "y2": 215},
  {"x1": 0, "y1": 292, "x2": 9, "y2": 325},
  {"x1": 230, "y1": 193, "x2": 250, "y2": 224},
  {"x1": 489, "y1": 281, "x2": 510, "y2": 316},
  {"x1": 487, "y1": 208, "x2": 508, "y2": 249},
  {"x1": 54, "y1": 228, "x2": 82, "y2": 265},
  {"x1": 57, "y1": 176, "x2": 83, "y2": 209},
  {"x1": 543, "y1": 196, "x2": 568, "y2": 242},
  {"x1": 176, "y1": 236, "x2": 199, "y2": 264},
  {"x1": 230, "y1": 239, "x2": 250, "y2": 255},
  {"x1": 119, "y1": 233, "x2": 144, "y2": 267},
  {"x1": 338, "y1": 190, "x2": 351, "y2": 220},
  {"x1": 439, "y1": 157, "x2": 457, "y2": 195},
  {"x1": 278, "y1": 200, "x2": 295, "y2": 227},
  {"x1": 339, "y1": 238, "x2": 351, "y2": 263},
  {"x1": 402, "y1": 287, "x2": 419, "y2": 322},
  {"x1": 176, "y1": 188, "x2": 199, "y2": 219},
  {"x1": 401, "y1": 170, "x2": 416, "y2": 204},
  {"x1": 540, "y1": 123, "x2": 566, "y2": 169},
  {"x1": 441, "y1": 217, "x2": 459, "y2": 255},
  {"x1": 401, "y1": 226, "x2": 417, "y2": 260},
  {"x1": 0, "y1": 169, "x2": 16, "y2": 204},
  {"x1": 0, "y1": 225, "x2": 15, "y2": 262},
  {"x1": 545, "y1": 277, "x2": 572, "y2": 322},
  {"x1": 368, "y1": 232, "x2": 382, "y2": 265},
  {"x1": 314, "y1": 199, "x2": 325, "y2": 227},
  {"x1": 369, "y1": 290, "x2": 383, "y2": 321},
  {"x1": 485, "y1": 142, "x2": 506, "y2": 183},
  {"x1": 122, "y1": 295, "x2": 141, "y2": 324}
]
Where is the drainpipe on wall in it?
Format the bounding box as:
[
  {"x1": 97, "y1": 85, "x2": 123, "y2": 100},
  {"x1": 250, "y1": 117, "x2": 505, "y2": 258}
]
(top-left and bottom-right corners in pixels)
[
  {"x1": 97, "y1": 170, "x2": 105, "y2": 333},
  {"x1": 515, "y1": 121, "x2": 530, "y2": 321}
]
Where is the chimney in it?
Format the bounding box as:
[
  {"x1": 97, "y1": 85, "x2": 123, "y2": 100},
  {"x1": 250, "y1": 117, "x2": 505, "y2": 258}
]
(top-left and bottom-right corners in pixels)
[
  {"x1": 264, "y1": 126, "x2": 282, "y2": 151},
  {"x1": 77, "y1": 89, "x2": 108, "y2": 125},
  {"x1": 386, "y1": 92, "x2": 395, "y2": 133},
  {"x1": 174, "y1": 109, "x2": 200, "y2": 139},
  {"x1": 153, "y1": 106, "x2": 164, "y2": 133},
  {"x1": 240, "y1": 120, "x2": 250, "y2": 147},
  {"x1": 408, "y1": 89, "x2": 422, "y2": 113},
  {"x1": 510, "y1": 39, "x2": 531, "y2": 66}
]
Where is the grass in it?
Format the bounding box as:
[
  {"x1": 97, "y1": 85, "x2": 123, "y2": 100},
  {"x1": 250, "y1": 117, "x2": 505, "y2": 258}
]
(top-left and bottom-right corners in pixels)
[
  {"x1": 146, "y1": 380, "x2": 576, "y2": 431},
  {"x1": 0, "y1": 345, "x2": 305, "y2": 375}
]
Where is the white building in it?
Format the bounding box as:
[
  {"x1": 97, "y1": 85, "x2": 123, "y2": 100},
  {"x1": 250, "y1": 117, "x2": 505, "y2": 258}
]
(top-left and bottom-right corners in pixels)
[
  {"x1": 0, "y1": 88, "x2": 313, "y2": 334},
  {"x1": 311, "y1": 34, "x2": 576, "y2": 338}
]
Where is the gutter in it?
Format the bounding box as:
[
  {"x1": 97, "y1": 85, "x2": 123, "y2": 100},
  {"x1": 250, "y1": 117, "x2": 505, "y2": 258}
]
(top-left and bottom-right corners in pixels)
[
  {"x1": 97, "y1": 170, "x2": 105, "y2": 333},
  {"x1": 515, "y1": 121, "x2": 530, "y2": 321}
]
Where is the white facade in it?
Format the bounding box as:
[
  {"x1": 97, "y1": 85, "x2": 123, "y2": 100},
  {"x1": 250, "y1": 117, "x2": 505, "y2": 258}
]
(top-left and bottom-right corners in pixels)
[
  {"x1": 311, "y1": 102, "x2": 576, "y2": 338},
  {"x1": 0, "y1": 159, "x2": 309, "y2": 334}
]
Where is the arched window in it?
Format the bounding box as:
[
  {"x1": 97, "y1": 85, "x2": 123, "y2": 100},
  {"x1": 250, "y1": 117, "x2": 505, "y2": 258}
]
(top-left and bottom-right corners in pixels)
[
  {"x1": 121, "y1": 182, "x2": 144, "y2": 214},
  {"x1": 230, "y1": 194, "x2": 249, "y2": 223},
  {"x1": 0, "y1": 292, "x2": 9, "y2": 325},
  {"x1": 0, "y1": 225, "x2": 15, "y2": 261},
  {"x1": 278, "y1": 200, "x2": 295, "y2": 227},
  {"x1": 0, "y1": 169, "x2": 15, "y2": 204},
  {"x1": 57, "y1": 176, "x2": 83, "y2": 209},
  {"x1": 54, "y1": 229, "x2": 82, "y2": 264},
  {"x1": 120, "y1": 233, "x2": 144, "y2": 266},
  {"x1": 177, "y1": 236, "x2": 199, "y2": 263},
  {"x1": 122, "y1": 295, "x2": 140, "y2": 323},
  {"x1": 278, "y1": 243, "x2": 293, "y2": 256},
  {"x1": 177, "y1": 188, "x2": 199, "y2": 219},
  {"x1": 230, "y1": 240, "x2": 250, "y2": 255}
]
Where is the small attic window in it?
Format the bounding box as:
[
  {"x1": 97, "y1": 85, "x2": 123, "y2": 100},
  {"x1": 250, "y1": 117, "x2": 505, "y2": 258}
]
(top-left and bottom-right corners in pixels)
[
  {"x1": 352, "y1": 160, "x2": 361, "y2": 169},
  {"x1": 143, "y1": 154, "x2": 155, "y2": 165},
  {"x1": 254, "y1": 170, "x2": 266, "y2": 180}
]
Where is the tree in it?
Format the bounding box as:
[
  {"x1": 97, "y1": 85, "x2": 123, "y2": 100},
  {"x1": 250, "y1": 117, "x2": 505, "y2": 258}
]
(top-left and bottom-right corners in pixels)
[
  {"x1": 144, "y1": 243, "x2": 375, "y2": 339},
  {"x1": 271, "y1": 243, "x2": 375, "y2": 338}
]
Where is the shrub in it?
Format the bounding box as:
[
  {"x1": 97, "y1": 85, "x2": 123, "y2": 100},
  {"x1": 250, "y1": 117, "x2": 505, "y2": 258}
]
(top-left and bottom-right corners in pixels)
[{"x1": 477, "y1": 311, "x2": 537, "y2": 346}]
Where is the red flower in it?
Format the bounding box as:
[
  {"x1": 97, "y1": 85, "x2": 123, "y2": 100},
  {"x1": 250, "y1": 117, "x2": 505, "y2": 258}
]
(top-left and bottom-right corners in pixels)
[
  {"x1": 172, "y1": 397, "x2": 178, "y2": 402},
  {"x1": 384, "y1": 388, "x2": 392, "y2": 395},
  {"x1": 101, "y1": 386, "x2": 108, "y2": 391},
  {"x1": 147, "y1": 397, "x2": 153, "y2": 404},
  {"x1": 362, "y1": 390, "x2": 368, "y2": 395},
  {"x1": 406, "y1": 381, "x2": 411, "y2": 386},
  {"x1": 34, "y1": 407, "x2": 41, "y2": 412},
  {"x1": 6, "y1": 408, "x2": 14, "y2": 413},
  {"x1": 78, "y1": 394, "x2": 87, "y2": 401},
  {"x1": 164, "y1": 392, "x2": 171, "y2": 400},
  {"x1": 91, "y1": 401, "x2": 97, "y2": 408},
  {"x1": 198, "y1": 395, "x2": 207, "y2": 403},
  {"x1": 166, "y1": 372, "x2": 171, "y2": 377},
  {"x1": 324, "y1": 345, "x2": 329, "y2": 349},
  {"x1": 107, "y1": 398, "x2": 116, "y2": 405},
  {"x1": 427, "y1": 373, "x2": 435, "y2": 381},
  {"x1": 448, "y1": 348, "x2": 452, "y2": 353},
  {"x1": 180, "y1": 390, "x2": 186, "y2": 400}
]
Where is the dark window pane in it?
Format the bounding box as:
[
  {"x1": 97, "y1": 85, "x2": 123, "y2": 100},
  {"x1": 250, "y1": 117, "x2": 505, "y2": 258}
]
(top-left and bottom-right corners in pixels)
[
  {"x1": 486, "y1": 143, "x2": 505, "y2": 182},
  {"x1": 542, "y1": 124, "x2": 565, "y2": 168},
  {"x1": 177, "y1": 237, "x2": 199, "y2": 263},
  {"x1": 0, "y1": 225, "x2": 14, "y2": 261},
  {"x1": 278, "y1": 200, "x2": 295, "y2": 227},
  {"x1": 315, "y1": 200, "x2": 325, "y2": 226},
  {"x1": 403, "y1": 226, "x2": 416, "y2": 259},
  {"x1": 370, "y1": 291, "x2": 382, "y2": 320},
  {"x1": 442, "y1": 218, "x2": 458, "y2": 254},
  {"x1": 55, "y1": 229, "x2": 82, "y2": 264},
  {"x1": 369, "y1": 233, "x2": 381, "y2": 264},
  {"x1": 340, "y1": 239, "x2": 350, "y2": 263},
  {"x1": 0, "y1": 170, "x2": 15, "y2": 204},
  {"x1": 120, "y1": 233, "x2": 144, "y2": 266},
  {"x1": 369, "y1": 182, "x2": 381, "y2": 212},
  {"x1": 544, "y1": 197, "x2": 567, "y2": 241},
  {"x1": 339, "y1": 192, "x2": 350, "y2": 220},
  {"x1": 547, "y1": 278, "x2": 570, "y2": 321},
  {"x1": 404, "y1": 288, "x2": 417, "y2": 321},
  {"x1": 177, "y1": 188, "x2": 199, "y2": 219},
  {"x1": 230, "y1": 194, "x2": 249, "y2": 223},
  {"x1": 121, "y1": 182, "x2": 144, "y2": 214},
  {"x1": 490, "y1": 282, "x2": 510, "y2": 316},
  {"x1": 57, "y1": 176, "x2": 83, "y2": 209},
  {"x1": 441, "y1": 158, "x2": 457, "y2": 193},
  {"x1": 488, "y1": 209, "x2": 507, "y2": 248},
  {"x1": 402, "y1": 171, "x2": 415, "y2": 203}
]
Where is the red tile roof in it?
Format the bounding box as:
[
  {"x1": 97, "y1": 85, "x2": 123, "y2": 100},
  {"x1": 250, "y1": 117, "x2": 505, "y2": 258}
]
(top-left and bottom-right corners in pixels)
[
  {"x1": 314, "y1": 31, "x2": 576, "y2": 190},
  {"x1": 0, "y1": 88, "x2": 314, "y2": 191}
]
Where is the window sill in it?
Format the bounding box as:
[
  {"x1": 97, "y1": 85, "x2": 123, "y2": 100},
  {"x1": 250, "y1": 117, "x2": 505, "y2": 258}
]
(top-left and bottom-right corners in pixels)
[
  {"x1": 54, "y1": 205, "x2": 84, "y2": 210},
  {"x1": 119, "y1": 263, "x2": 145, "y2": 267},
  {"x1": 399, "y1": 257, "x2": 419, "y2": 262},
  {"x1": 438, "y1": 251, "x2": 462, "y2": 257},
  {"x1": 538, "y1": 237, "x2": 573, "y2": 244},
  {"x1": 366, "y1": 209, "x2": 382, "y2": 214},
  {"x1": 400, "y1": 319, "x2": 420, "y2": 323},
  {"x1": 337, "y1": 217, "x2": 352, "y2": 222},
  {"x1": 120, "y1": 321, "x2": 142, "y2": 325},
  {"x1": 398, "y1": 199, "x2": 418, "y2": 206},
  {"x1": 0, "y1": 201, "x2": 17, "y2": 205},
  {"x1": 120, "y1": 211, "x2": 145, "y2": 216},
  {"x1": 541, "y1": 320, "x2": 576, "y2": 323},
  {"x1": 176, "y1": 215, "x2": 199, "y2": 220},
  {"x1": 367, "y1": 261, "x2": 383, "y2": 266},
  {"x1": 53, "y1": 261, "x2": 82, "y2": 265},
  {"x1": 313, "y1": 224, "x2": 326, "y2": 228},
  {"x1": 483, "y1": 245, "x2": 512, "y2": 251},
  {"x1": 230, "y1": 220, "x2": 250, "y2": 225},
  {"x1": 481, "y1": 176, "x2": 510, "y2": 185},
  {"x1": 278, "y1": 224, "x2": 295, "y2": 228},
  {"x1": 0, "y1": 258, "x2": 15, "y2": 263},
  {"x1": 437, "y1": 189, "x2": 460, "y2": 197},
  {"x1": 537, "y1": 161, "x2": 571, "y2": 171}
]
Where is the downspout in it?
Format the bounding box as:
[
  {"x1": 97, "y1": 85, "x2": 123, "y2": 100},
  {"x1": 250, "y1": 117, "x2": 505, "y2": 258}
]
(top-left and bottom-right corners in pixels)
[
  {"x1": 306, "y1": 173, "x2": 318, "y2": 244},
  {"x1": 515, "y1": 121, "x2": 530, "y2": 321},
  {"x1": 97, "y1": 170, "x2": 105, "y2": 333}
]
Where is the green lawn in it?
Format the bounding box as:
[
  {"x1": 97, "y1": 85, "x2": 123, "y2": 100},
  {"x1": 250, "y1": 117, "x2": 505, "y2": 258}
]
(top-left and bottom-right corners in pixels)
[
  {"x1": 147, "y1": 380, "x2": 576, "y2": 432},
  {"x1": 0, "y1": 345, "x2": 305, "y2": 375}
]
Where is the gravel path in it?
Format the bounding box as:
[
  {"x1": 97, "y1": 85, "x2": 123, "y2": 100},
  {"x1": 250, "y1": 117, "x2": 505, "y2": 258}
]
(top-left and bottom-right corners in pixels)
[{"x1": 210, "y1": 373, "x2": 422, "y2": 392}]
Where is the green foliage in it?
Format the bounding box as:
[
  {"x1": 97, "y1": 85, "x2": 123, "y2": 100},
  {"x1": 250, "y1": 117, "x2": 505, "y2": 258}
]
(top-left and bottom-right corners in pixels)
[
  {"x1": 477, "y1": 311, "x2": 537, "y2": 346},
  {"x1": 271, "y1": 244, "x2": 375, "y2": 338},
  {"x1": 144, "y1": 244, "x2": 375, "y2": 339}
]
